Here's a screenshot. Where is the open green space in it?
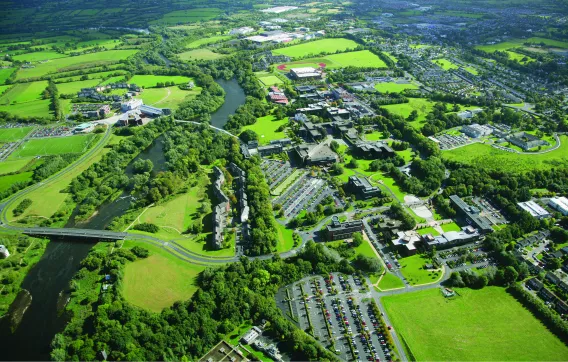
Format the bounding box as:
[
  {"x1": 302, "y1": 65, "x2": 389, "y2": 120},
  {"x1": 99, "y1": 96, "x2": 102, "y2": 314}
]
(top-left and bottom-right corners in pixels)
[
  {"x1": 363, "y1": 131, "x2": 387, "y2": 141},
  {"x1": 56, "y1": 79, "x2": 101, "y2": 95},
  {"x1": 368, "y1": 173, "x2": 406, "y2": 202},
  {"x1": 442, "y1": 136, "x2": 568, "y2": 172},
  {"x1": 374, "y1": 82, "x2": 418, "y2": 93},
  {"x1": 441, "y1": 222, "x2": 462, "y2": 232},
  {"x1": 276, "y1": 222, "x2": 295, "y2": 253},
  {"x1": 8, "y1": 134, "x2": 96, "y2": 159},
  {"x1": 0, "y1": 127, "x2": 33, "y2": 142},
  {"x1": 150, "y1": 8, "x2": 223, "y2": 25},
  {"x1": 242, "y1": 115, "x2": 288, "y2": 145},
  {"x1": 122, "y1": 240, "x2": 207, "y2": 313},
  {"x1": 0, "y1": 81, "x2": 48, "y2": 104},
  {"x1": 178, "y1": 48, "x2": 226, "y2": 61},
  {"x1": 0, "y1": 68, "x2": 15, "y2": 84},
  {"x1": 273, "y1": 38, "x2": 359, "y2": 58},
  {"x1": 0, "y1": 171, "x2": 33, "y2": 192},
  {"x1": 382, "y1": 98, "x2": 436, "y2": 127},
  {"x1": 477, "y1": 37, "x2": 568, "y2": 54},
  {"x1": 324, "y1": 50, "x2": 387, "y2": 68},
  {"x1": 11, "y1": 51, "x2": 68, "y2": 62},
  {"x1": 15, "y1": 49, "x2": 137, "y2": 80},
  {"x1": 185, "y1": 35, "x2": 231, "y2": 49},
  {"x1": 138, "y1": 86, "x2": 201, "y2": 109},
  {"x1": 383, "y1": 287, "x2": 568, "y2": 361},
  {"x1": 0, "y1": 99, "x2": 52, "y2": 118},
  {"x1": 416, "y1": 227, "x2": 440, "y2": 236},
  {"x1": 432, "y1": 58, "x2": 459, "y2": 70},
  {"x1": 258, "y1": 75, "x2": 283, "y2": 86},
  {"x1": 377, "y1": 272, "x2": 405, "y2": 290},
  {"x1": 0, "y1": 157, "x2": 33, "y2": 175},
  {"x1": 398, "y1": 254, "x2": 439, "y2": 285},
  {"x1": 129, "y1": 75, "x2": 193, "y2": 88}
]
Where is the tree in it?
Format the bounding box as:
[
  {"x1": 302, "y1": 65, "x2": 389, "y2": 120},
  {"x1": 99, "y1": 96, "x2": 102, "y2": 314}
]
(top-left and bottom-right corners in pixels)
[
  {"x1": 353, "y1": 254, "x2": 382, "y2": 272},
  {"x1": 504, "y1": 266, "x2": 519, "y2": 285},
  {"x1": 239, "y1": 129, "x2": 258, "y2": 144},
  {"x1": 347, "y1": 158, "x2": 359, "y2": 169},
  {"x1": 331, "y1": 163, "x2": 344, "y2": 175},
  {"x1": 330, "y1": 140, "x2": 340, "y2": 152},
  {"x1": 352, "y1": 232, "x2": 363, "y2": 247}
]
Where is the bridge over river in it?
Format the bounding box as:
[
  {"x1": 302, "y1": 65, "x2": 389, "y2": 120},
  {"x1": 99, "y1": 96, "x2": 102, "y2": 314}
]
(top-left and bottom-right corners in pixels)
[{"x1": 22, "y1": 227, "x2": 128, "y2": 241}]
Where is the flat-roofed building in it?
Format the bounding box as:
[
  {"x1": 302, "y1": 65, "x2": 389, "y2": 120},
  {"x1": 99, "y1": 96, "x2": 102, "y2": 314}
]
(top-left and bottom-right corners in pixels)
[
  {"x1": 325, "y1": 216, "x2": 363, "y2": 241},
  {"x1": 549, "y1": 196, "x2": 568, "y2": 216},
  {"x1": 346, "y1": 176, "x2": 381, "y2": 199},
  {"x1": 518, "y1": 201, "x2": 550, "y2": 219},
  {"x1": 392, "y1": 230, "x2": 420, "y2": 256},
  {"x1": 290, "y1": 67, "x2": 322, "y2": 80},
  {"x1": 450, "y1": 195, "x2": 493, "y2": 234},
  {"x1": 294, "y1": 143, "x2": 337, "y2": 166},
  {"x1": 241, "y1": 327, "x2": 262, "y2": 345}
]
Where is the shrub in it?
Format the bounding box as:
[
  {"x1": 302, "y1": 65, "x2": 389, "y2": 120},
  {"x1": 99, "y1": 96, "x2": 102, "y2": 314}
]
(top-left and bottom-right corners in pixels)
[
  {"x1": 13, "y1": 199, "x2": 32, "y2": 216},
  {"x1": 132, "y1": 222, "x2": 160, "y2": 233}
]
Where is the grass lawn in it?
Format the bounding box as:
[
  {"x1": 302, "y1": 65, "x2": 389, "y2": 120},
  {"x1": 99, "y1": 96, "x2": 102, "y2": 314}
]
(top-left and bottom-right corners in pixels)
[
  {"x1": 0, "y1": 126, "x2": 33, "y2": 142},
  {"x1": 138, "y1": 86, "x2": 201, "y2": 109},
  {"x1": 122, "y1": 240, "x2": 207, "y2": 312},
  {"x1": 129, "y1": 75, "x2": 193, "y2": 88},
  {"x1": 0, "y1": 68, "x2": 15, "y2": 84},
  {"x1": 178, "y1": 49, "x2": 226, "y2": 61},
  {"x1": 398, "y1": 254, "x2": 440, "y2": 285},
  {"x1": 241, "y1": 115, "x2": 288, "y2": 145},
  {"x1": 0, "y1": 99, "x2": 52, "y2": 118},
  {"x1": 56, "y1": 79, "x2": 101, "y2": 95},
  {"x1": 0, "y1": 171, "x2": 33, "y2": 192},
  {"x1": 276, "y1": 222, "x2": 295, "y2": 253},
  {"x1": 258, "y1": 75, "x2": 283, "y2": 86},
  {"x1": 173, "y1": 233, "x2": 236, "y2": 258},
  {"x1": 382, "y1": 98, "x2": 436, "y2": 127},
  {"x1": 382, "y1": 287, "x2": 568, "y2": 361},
  {"x1": 324, "y1": 50, "x2": 388, "y2": 68},
  {"x1": 374, "y1": 82, "x2": 418, "y2": 93},
  {"x1": 441, "y1": 222, "x2": 462, "y2": 232},
  {"x1": 464, "y1": 66, "x2": 479, "y2": 75},
  {"x1": 273, "y1": 38, "x2": 358, "y2": 58},
  {"x1": 416, "y1": 226, "x2": 440, "y2": 236},
  {"x1": 432, "y1": 58, "x2": 459, "y2": 70},
  {"x1": 15, "y1": 49, "x2": 137, "y2": 80},
  {"x1": 185, "y1": 35, "x2": 231, "y2": 49},
  {"x1": 377, "y1": 272, "x2": 405, "y2": 290},
  {"x1": 442, "y1": 136, "x2": 568, "y2": 172},
  {"x1": 0, "y1": 157, "x2": 33, "y2": 175},
  {"x1": 368, "y1": 173, "x2": 406, "y2": 202},
  {"x1": 0, "y1": 81, "x2": 48, "y2": 104},
  {"x1": 11, "y1": 51, "x2": 68, "y2": 62},
  {"x1": 8, "y1": 134, "x2": 96, "y2": 159},
  {"x1": 363, "y1": 131, "x2": 387, "y2": 141}
]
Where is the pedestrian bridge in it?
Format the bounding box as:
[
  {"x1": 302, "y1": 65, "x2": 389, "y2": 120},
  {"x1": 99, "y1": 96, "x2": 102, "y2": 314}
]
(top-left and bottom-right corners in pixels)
[{"x1": 23, "y1": 227, "x2": 127, "y2": 241}]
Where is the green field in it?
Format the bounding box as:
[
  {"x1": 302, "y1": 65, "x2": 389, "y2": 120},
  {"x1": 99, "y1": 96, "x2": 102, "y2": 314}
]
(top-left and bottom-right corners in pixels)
[
  {"x1": 15, "y1": 49, "x2": 137, "y2": 80},
  {"x1": 276, "y1": 222, "x2": 295, "y2": 253},
  {"x1": 0, "y1": 171, "x2": 33, "y2": 192},
  {"x1": 258, "y1": 75, "x2": 283, "y2": 86},
  {"x1": 476, "y1": 37, "x2": 568, "y2": 53},
  {"x1": 129, "y1": 75, "x2": 193, "y2": 88},
  {"x1": 382, "y1": 98, "x2": 436, "y2": 126},
  {"x1": 56, "y1": 79, "x2": 101, "y2": 94},
  {"x1": 272, "y1": 169, "x2": 303, "y2": 196},
  {"x1": 138, "y1": 86, "x2": 201, "y2": 109},
  {"x1": 0, "y1": 99, "x2": 52, "y2": 118},
  {"x1": 0, "y1": 68, "x2": 15, "y2": 84},
  {"x1": 416, "y1": 226, "x2": 440, "y2": 236},
  {"x1": 122, "y1": 240, "x2": 207, "y2": 312},
  {"x1": 178, "y1": 49, "x2": 226, "y2": 61},
  {"x1": 0, "y1": 81, "x2": 48, "y2": 104},
  {"x1": 363, "y1": 131, "x2": 387, "y2": 141},
  {"x1": 11, "y1": 51, "x2": 68, "y2": 62},
  {"x1": 383, "y1": 287, "x2": 568, "y2": 361},
  {"x1": 398, "y1": 254, "x2": 439, "y2": 285},
  {"x1": 185, "y1": 35, "x2": 231, "y2": 49},
  {"x1": 441, "y1": 222, "x2": 462, "y2": 232},
  {"x1": 242, "y1": 115, "x2": 288, "y2": 145},
  {"x1": 374, "y1": 82, "x2": 418, "y2": 93},
  {"x1": 0, "y1": 127, "x2": 33, "y2": 142},
  {"x1": 8, "y1": 134, "x2": 95, "y2": 159},
  {"x1": 324, "y1": 50, "x2": 387, "y2": 68},
  {"x1": 432, "y1": 58, "x2": 459, "y2": 70},
  {"x1": 0, "y1": 158, "x2": 33, "y2": 175},
  {"x1": 377, "y1": 272, "x2": 405, "y2": 290},
  {"x1": 273, "y1": 38, "x2": 359, "y2": 58},
  {"x1": 442, "y1": 136, "x2": 568, "y2": 172},
  {"x1": 150, "y1": 8, "x2": 223, "y2": 25}
]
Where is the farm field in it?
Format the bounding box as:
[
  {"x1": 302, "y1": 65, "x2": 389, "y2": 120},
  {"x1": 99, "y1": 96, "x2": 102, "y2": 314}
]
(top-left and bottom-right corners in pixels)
[
  {"x1": 374, "y1": 82, "x2": 418, "y2": 93},
  {"x1": 122, "y1": 240, "x2": 207, "y2": 313},
  {"x1": 8, "y1": 134, "x2": 96, "y2": 159},
  {"x1": 0, "y1": 81, "x2": 48, "y2": 104},
  {"x1": 432, "y1": 58, "x2": 459, "y2": 70},
  {"x1": 15, "y1": 49, "x2": 137, "y2": 80},
  {"x1": 241, "y1": 115, "x2": 288, "y2": 145},
  {"x1": 178, "y1": 49, "x2": 226, "y2": 61},
  {"x1": 476, "y1": 37, "x2": 568, "y2": 53},
  {"x1": 0, "y1": 172, "x2": 33, "y2": 193},
  {"x1": 0, "y1": 99, "x2": 52, "y2": 118},
  {"x1": 277, "y1": 50, "x2": 387, "y2": 70},
  {"x1": 383, "y1": 287, "x2": 568, "y2": 361},
  {"x1": 185, "y1": 35, "x2": 231, "y2": 49},
  {"x1": 138, "y1": 86, "x2": 201, "y2": 109},
  {"x1": 398, "y1": 254, "x2": 440, "y2": 285},
  {"x1": 0, "y1": 158, "x2": 33, "y2": 175},
  {"x1": 272, "y1": 38, "x2": 359, "y2": 58},
  {"x1": 0, "y1": 68, "x2": 15, "y2": 84},
  {"x1": 56, "y1": 79, "x2": 101, "y2": 95},
  {"x1": 129, "y1": 75, "x2": 193, "y2": 88},
  {"x1": 150, "y1": 8, "x2": 223, "y2": 25},
  {"x1": 0, "y1": 127, "x2": 33, "y2": 142},
  {"x1": 11, "y1": 51, "x2": 68, "y2": 62},
  {"x1": 442, "y1": 136, "x2": 568, "y2": 172},
  {"x1": 377, "y1": 272, "x2": 405, "y2": 290}
]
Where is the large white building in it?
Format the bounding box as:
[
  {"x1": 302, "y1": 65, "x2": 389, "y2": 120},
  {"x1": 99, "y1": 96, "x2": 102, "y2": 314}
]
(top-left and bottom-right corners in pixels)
[
  {"x1": 518, "y1": 201, "x2": 550, "y2": 219},
  {"x1": 290, "y1": 67, "x2": 322, "y2": 80},
  {"x1": 549, "y1": 196, "x2": 568, "y2": 216},
  {"x1": 0, "y1": 245, "x2": 10, "y2": 259}
]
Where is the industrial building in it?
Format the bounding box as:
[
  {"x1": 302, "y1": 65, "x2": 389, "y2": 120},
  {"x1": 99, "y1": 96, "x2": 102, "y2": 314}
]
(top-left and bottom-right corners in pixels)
[
  {"x1": 346, "y1": 176, "x2": 382, "y2": 200},
  {"x1": 325, "y1": 216, "x2": 363, "y2": 241},
  {"x1": 548, "y1": 196, "x2": 568, "y2": 216},
  {"x1": 517, "y1": 201, "x2": 550, "y2": 219},
  {"x1": 449, "y1": 195, "x2": 493, "y2": 234}
]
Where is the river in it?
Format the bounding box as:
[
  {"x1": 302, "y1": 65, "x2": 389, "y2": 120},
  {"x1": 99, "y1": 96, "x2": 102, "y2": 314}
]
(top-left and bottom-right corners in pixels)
[{"x1": 0, "y1": 79, "x2": 245, "y2": 360}]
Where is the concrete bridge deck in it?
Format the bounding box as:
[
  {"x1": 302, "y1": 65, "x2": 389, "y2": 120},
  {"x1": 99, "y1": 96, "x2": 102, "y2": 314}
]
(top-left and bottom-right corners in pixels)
[{"x1": 23, "y1": 227, "x2": 128, "y2": 241}]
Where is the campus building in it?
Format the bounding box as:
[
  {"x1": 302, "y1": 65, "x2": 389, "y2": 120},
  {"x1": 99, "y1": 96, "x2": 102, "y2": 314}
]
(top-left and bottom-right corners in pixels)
[
  {"x1": 506, "y1": 132, "x2": 549, "y2": 151},
  {"x1": 517, "y1": 201, "x2": 550, "y2": 219},
  {"x1": 346, "y1": 176, "x2": 382, "y2": 200},
  {"x1": 212, "y1": 167, "x2": 230, "y2": 250},
  {"x1": 352, "y1": 141, "x2": 395, "y2": 159},
  {"x1": 449, "y1": 195, "x2": 494, "y2": 234},
  {"x1": 548, "y1": 196, "x2": 568, "y2": 216},
  {"x1": 325, "y1": 216, "x2": 363, "y2": 241},
  {"x1": 294, "y1": 144, "x2": 338, "y2": 166},
  {"x1": 461, "y1": 123, "x2": 492, "y2": 138},
  {"x1": 289, "y1": 67, "x2": 322, "y2": 80},
  {"x1": 423, "y1": 226, "x2": 480, "y2": 250},
  {"x1": 391, "y1": 230, "x2": 421, "y2": 256}
]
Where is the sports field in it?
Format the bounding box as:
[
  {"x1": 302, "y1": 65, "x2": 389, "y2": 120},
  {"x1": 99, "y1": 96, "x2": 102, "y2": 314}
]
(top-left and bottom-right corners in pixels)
[
  {"x1": 0, "y1": 127, "x2": 33, "y2": 142},
  {"x1": 138, "y1": 86, "x2": 201, "y2": 109},
  {"x1": 0, "y1": 99, "x2": 52, "y2": 118},
  {"x1": 374, "y1": 82, "x2": 418, "y2": 93},
  {"x1": 277, "y1": 50, "x2": 387, "y2": 70},
  {"x1": 15, "y1": 49, "x2": 137, "y2": 80},
  {"x1": 442, "y1": 136, "x2": 568, "y2": 172},
  {"x1": 178, "y1": 48, "x2": 226, "y2": 61},
  {"x1": 383, "y1": 287, "x2": 568, "y2": 361},
  {"x1": 398, "y1": 254, "x2": 440, "y2": 285},
  {"x1": 129, "y1": 75, "x2": 193, "y2": 88},
  {"x1": 432, "y1": 58, "x2": 459, "y2": 70},
  {"x1": 122, "y1": 240, "x2": 207, "y2": 312},
  {"x1": 241, "y1": 115, "x2": 288, "y2": 145},
  {"x1": 8, "y1": 134, "x2": 96, "y2": 159},
  {"x1": 185, "y1": 35, "x2": 231, "y2": 49},
  {"x1": 273, "y1": 38, "x2": 358, "y2": 58},
  {"x1": 258, "y1": 75, "x2": 283, "y2": 86}
]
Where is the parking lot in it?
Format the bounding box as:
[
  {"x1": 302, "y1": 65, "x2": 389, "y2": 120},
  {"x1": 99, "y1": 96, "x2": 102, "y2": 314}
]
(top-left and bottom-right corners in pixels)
[
  {"x1": 434, "y1": 133, "x2": 472, "y2": 150},
  {"x1": 261, "y1": 159, "x2": 294, "y2": 190},
  {"x1": 276, "y1": 274, "x2": 395, "y2": 362}
]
